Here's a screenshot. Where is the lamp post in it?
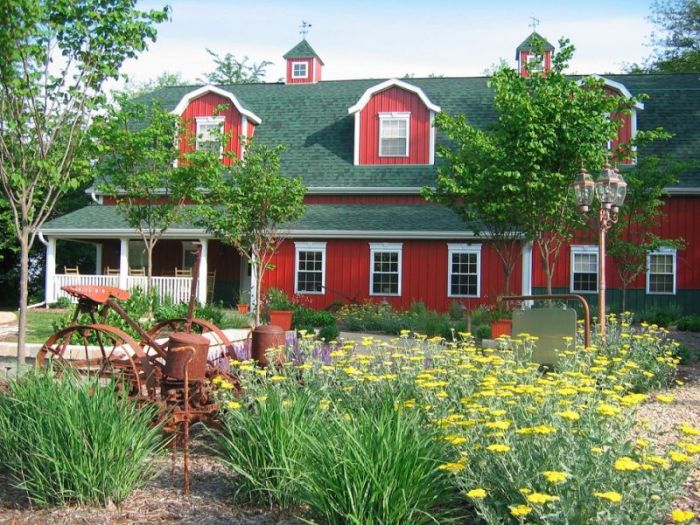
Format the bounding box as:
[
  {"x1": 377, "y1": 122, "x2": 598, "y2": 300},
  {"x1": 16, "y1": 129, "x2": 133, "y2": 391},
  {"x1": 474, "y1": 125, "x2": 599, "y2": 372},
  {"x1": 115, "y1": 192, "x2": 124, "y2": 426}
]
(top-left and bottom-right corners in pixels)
[{"x1": 572, "y1": 164, "x2": 627, "y2": 337}]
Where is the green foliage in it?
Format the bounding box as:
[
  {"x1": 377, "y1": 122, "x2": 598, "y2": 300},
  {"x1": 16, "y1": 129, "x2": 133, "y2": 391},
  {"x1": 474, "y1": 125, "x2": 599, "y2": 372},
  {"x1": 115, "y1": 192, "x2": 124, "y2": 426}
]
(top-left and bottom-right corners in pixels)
[
  {"x1": 0, "y1": 370, "x2": 166, "y2": 506},
  {"x1": 425, "y1": 36, "x2": 637, "y2": 295},
  {"x1": 676, "y1": 314, "x2": 700, "y2": 332},
  {"x1": 264, "y1": 287, "x2": 294, "y2": 311},
  {"x1": 292, "y1": 305, "x2": 335, "y2": 331},
  {"x1": 317, "y1": 323, "x2": 340, "y2": 342},
  {"x1": 51, "y1": 297, "x2": 71, "y2": 309},
  {"x1": 199, "y1": 49, "x2": 272, "y2": 84},
  {"x1": 196, "y1": 140, "x2": 306, "y2": 325},
  {"x1": 636, "y1": 303, "x2": 683, "y2": 327},
  {"x1": 630, "y1": 0, "x2": 700, "y2": 72}
]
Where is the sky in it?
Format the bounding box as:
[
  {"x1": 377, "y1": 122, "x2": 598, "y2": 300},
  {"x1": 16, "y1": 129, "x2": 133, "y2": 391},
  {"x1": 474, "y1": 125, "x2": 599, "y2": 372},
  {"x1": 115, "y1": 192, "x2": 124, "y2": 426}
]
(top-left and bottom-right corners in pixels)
[{"x1": 118, "y1": 0, "x2": 657, "y2": 87}]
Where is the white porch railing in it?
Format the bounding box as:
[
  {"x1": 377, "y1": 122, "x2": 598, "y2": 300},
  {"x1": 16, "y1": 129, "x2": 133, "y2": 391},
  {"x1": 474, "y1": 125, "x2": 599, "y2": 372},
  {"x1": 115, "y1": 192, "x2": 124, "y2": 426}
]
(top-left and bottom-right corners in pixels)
[{"x1": 54, "y1": 274, "x2": 193, "y2": 304}]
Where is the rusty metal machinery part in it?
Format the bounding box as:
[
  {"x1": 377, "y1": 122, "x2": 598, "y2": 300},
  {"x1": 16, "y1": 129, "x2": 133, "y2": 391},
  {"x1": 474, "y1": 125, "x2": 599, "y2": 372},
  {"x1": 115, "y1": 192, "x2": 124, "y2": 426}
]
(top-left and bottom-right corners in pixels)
[
  {"x1": 36, "y1": 324, "x2": 154, "y2": 398},
  {"x1": 146, "y1": 317, "x2": 238, "y2": 365}
]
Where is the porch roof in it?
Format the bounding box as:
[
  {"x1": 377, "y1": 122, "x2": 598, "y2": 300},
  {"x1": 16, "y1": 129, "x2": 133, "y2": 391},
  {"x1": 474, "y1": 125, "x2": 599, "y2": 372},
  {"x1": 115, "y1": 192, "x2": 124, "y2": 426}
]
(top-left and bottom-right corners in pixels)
[{"x1": 41, "y1": 203, "x2": 483, "y2": 240}]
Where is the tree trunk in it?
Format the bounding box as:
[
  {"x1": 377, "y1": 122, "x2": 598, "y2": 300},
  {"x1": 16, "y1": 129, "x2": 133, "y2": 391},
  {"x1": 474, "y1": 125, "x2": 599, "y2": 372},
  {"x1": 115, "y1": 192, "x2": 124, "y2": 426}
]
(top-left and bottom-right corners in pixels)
[
  {"x1": 17, "y1": 230, "x2": 30, "y2": 372},
  {"x1": 146, "y1": 244, "x2": 153, "y2": 293},
  {"x1": 621, "y1": 282, "x2": 627, "y2": 313},
  {"x1": 254, "y1": 261, "x2": 262, "y2": 326}
]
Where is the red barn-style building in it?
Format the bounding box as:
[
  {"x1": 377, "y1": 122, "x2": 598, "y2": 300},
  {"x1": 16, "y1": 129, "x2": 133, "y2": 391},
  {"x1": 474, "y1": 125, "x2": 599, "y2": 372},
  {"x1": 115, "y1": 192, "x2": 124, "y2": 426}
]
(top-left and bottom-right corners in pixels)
[{"x1": 41, "y1": 34, "x2": 700, "y2": 315}]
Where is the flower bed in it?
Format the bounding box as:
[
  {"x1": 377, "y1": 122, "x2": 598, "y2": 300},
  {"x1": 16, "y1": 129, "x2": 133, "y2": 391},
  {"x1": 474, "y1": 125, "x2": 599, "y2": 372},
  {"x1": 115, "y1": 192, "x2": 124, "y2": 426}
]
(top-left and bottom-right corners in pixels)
[{"x1": 212, "y1": 321, "x2": 698, "y2": 524}]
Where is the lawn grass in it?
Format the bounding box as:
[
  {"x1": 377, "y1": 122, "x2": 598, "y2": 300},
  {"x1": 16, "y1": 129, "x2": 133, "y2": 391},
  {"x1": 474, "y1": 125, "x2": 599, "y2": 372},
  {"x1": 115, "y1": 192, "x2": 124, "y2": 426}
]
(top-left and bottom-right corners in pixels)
[{"x1": 13, "y1": 310, "x2": 67, "y2": 344}]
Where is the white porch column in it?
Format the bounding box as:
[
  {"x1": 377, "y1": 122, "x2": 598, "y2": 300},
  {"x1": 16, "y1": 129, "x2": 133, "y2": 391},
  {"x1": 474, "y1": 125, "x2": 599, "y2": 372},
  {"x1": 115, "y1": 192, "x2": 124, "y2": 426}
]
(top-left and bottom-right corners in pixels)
[
  {"x1": 249, "y1": 254, "x2": 258, "y2": 312},
  {"x1": 45, "y1": 237, "x2": 56, "y2": 304},
  {"x1": 119, "y1": 238, "x2": 129, "y2": 289},
  {"x1": 521, "y1": 241, "x2": 533, "y2": 306},
  {"x1": 95, "y1": 243, "x2": 103, "y2": 274},
  {"x1": 197, "y1": 238, "x2": 208, "y2": 304}
]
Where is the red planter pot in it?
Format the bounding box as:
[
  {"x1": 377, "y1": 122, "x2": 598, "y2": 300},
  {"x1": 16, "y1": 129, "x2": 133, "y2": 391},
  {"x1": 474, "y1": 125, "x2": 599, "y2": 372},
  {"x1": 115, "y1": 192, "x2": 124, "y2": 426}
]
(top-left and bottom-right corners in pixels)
[
  {"x1": 490, "y1": 319, "x2": 512, "y2": 338},
  {"x1": 269, "y1": 310, "x2": 293, "y2": 331},
  {"x1": 237, "y1": 303, "x2": 250, "y2": 313}
]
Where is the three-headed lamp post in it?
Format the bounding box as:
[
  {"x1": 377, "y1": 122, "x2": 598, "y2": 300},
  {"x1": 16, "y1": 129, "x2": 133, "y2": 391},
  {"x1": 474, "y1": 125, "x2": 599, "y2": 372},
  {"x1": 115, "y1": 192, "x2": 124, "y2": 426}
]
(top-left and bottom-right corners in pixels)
[{"x1": 572, "y1": 164, "x2": 627, "y2": 337}]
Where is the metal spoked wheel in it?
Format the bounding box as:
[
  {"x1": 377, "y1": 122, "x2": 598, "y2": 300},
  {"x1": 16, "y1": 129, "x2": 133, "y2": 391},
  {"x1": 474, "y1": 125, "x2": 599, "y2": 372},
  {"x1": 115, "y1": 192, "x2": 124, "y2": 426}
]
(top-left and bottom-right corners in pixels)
[{"x1": 36, "y1": 323, "x2": 152, "y2": 398}]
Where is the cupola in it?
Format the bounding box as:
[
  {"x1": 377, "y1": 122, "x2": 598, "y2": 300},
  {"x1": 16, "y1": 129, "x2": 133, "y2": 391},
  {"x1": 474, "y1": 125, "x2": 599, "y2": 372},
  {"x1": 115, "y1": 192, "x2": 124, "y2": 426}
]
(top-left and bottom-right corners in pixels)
[
  {"x1": 283, "y1": 39, "x2": 323, "y2": 84},
  {"x1": 515, "y1": 32, "x2": 554, "y2": 77}
]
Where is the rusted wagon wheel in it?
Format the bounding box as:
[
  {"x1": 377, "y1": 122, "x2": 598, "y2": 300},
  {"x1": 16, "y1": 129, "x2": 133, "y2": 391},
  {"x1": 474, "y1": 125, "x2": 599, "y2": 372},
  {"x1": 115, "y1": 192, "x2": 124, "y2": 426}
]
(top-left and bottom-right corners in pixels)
[
  {"x1": 146, "y1": 318, "x2": 238, "y2": 365},
  {"x1": 37, "y1": 324, "x2": 153, "y2": 399}
]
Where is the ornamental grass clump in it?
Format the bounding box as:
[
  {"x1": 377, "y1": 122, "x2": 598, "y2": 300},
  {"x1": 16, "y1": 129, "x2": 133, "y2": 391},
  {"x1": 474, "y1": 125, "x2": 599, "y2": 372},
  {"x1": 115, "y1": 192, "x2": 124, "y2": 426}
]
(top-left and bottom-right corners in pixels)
[
  {"x1": 212, "y1": 323, "x2": 694, "y2": 524},
  {"x1": 0, "y1": 370, "x2": 166, "y2": 507}
]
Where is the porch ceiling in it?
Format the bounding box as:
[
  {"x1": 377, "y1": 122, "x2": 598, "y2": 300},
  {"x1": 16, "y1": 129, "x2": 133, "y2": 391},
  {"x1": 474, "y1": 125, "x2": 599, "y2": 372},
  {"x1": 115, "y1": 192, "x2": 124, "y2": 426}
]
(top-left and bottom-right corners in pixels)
[{"x1": 40, "y1": 203, "x2": 483, "y2": 240}]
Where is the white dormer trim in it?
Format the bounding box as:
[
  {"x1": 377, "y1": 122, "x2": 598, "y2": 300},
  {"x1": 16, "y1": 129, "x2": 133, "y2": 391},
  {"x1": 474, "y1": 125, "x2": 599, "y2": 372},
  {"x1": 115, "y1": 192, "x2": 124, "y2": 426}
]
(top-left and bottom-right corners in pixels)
[
  {"x1": 577, "y1": 76, "x2": 644, "y2": 110},
  {"x1": 172, "y1": 84, "x2": 262, "y2": 125},
  {"x1": 348, "y1": 78, "x2": 441, "y2": 115}
]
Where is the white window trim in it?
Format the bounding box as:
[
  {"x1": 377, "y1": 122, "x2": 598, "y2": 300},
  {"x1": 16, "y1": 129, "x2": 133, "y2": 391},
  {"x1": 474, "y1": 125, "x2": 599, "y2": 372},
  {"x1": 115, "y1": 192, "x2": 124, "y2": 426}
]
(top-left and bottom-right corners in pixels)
[
  {"x1": 294, "y1": 241, "x2": 327, "y2": 295},
  {"x1": 378, "y1": 112, "x2": 410, "y2": 157},
  {"x1": 369, "y1": 242, "x2": 402, "y2": 297},
  {"x1": 646, "y1": 247, "x2": 677, "y2": 295},
  {"x1": 195, "y1": 116, "x2": 225, "y2": 157},
  {"x1": 447, "y1": 243, "x2": 482, "y2": 298},
  {"x1": 570, "y1": 245, "x2": 599, "y2": 294},
  {"x1": 291, "y1": 61, "x2": 308, "y2": 79}
]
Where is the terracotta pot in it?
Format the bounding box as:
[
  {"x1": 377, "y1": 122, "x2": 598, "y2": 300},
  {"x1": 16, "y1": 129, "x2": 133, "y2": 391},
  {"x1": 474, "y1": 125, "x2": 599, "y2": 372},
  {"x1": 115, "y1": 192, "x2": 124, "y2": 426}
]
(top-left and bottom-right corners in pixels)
[
  {"x1": 237, "y1": 303, "x2": 249, "y2": 313},
  {"x1": 269, "y1": 310, "x2": 293, "y2": 331},
  {"x1": 490, "y1": 319, "x2": 512, "y2": 338}
]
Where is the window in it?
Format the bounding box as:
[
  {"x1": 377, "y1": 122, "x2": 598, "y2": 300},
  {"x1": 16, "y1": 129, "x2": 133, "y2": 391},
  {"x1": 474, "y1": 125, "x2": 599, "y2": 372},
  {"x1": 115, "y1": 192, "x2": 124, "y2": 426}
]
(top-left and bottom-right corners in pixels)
[
  {"x1": 647, "y1": 248, "x2": 676, "y2": 295},
  {"x1": 447, "y1": 244, "x2": 481, "y2": 297},
  {"x1": 295, "y1": 242, "x2": 326, "y2": 294},
  {"x1": 526, "y1": 53, "x2": 544, "y2": 72},
  {"x1": 291, "y1": 61, "x2": 308, "y2": 79},
  {"x1": 571, "y1": 246, "x2": 598, "y2": 293},
  {"x1": 128, "y1": 240, "x2": 147, "y2": 269},
  {"x1": 379, "y1": 112, "x2": 409, "y2": 157},
  {"x1": 370, "y1": 243, "x2": 402, "y2": 296},
  {"x1": 195, "y1": 116, "x2": 224, "y2": 155}
]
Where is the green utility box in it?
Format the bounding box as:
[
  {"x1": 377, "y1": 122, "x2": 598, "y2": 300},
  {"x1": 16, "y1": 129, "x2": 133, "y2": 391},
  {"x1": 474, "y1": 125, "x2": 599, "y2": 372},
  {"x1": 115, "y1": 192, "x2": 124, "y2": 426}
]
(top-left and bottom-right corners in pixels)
[{"x1": 511, "y1": 308, "x2": 577, "y2": 366}]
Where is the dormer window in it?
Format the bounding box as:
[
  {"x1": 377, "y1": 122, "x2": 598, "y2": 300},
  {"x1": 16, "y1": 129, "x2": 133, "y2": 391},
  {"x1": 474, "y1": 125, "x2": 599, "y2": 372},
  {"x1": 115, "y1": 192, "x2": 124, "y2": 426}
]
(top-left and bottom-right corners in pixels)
[
  {"x1": 526, "y1": 53, "x2": 544, "y2": 73},
  {"x1": 379, "y1": 112, "x2": 409, "y2": 157},
  {"x1": 195, "y1": 116, "x2": 225, "y2": 155},
  {"x1": 291, "y1": 61, "x2": 308, "y2": 79}
]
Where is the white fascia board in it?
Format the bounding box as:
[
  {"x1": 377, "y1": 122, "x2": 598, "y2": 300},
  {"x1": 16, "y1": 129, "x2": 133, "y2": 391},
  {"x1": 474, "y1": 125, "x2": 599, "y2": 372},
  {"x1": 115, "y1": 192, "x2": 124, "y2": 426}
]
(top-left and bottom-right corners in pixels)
[
  {"x1": 280, "y1": 229, "x2": 481, "y2": 239},
  {"x1": 664, "y1": 187, "x2": 700, "y2": 195},
  {"x1": 348, "y1": 78, "x2": 441, "y2": 114},
  {"x1": 171, "y1": 84, "x2": 262, "y2": 124},
  {"x1": 578, "y1": 76, "x2": 644, "y2": 110},
  {"x1": 38, "y1": 228, "x2": 207, "y2": 239}
]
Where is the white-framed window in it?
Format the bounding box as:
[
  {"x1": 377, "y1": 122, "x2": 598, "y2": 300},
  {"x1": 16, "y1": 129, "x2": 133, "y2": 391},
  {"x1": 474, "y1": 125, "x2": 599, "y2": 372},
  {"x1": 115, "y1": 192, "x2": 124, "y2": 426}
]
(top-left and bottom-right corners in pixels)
[
  {"x1": 571, "y1": 245, "x2": 598, "y2": 293},
  {"x1": 195, "y1": 116, "x2": 225, "y2": 155},
  {"x1": 378, "y1": 112, "x2": 409, "y2": 157},
  {"x1": 291, "y1": 61, "x2": 308, "y2": 79},
  {"x1": 647, "y1": 248, "x2": 677, "y2": 295},
  {"x1": 128, "y1": 240, "x2": 147, "y2": 269},
  {"x1": 294, "y1": 242, "x2": 326, "y2": 294},
  {"x1": 369, "y1": 242, "x2": 402, "y2": 296},
  {"x1": 447, "y1": 243, "x2": 481, "y2": 298},
  {"x1": 526, "y1": 52, "x2": 544, "y2": 72}
]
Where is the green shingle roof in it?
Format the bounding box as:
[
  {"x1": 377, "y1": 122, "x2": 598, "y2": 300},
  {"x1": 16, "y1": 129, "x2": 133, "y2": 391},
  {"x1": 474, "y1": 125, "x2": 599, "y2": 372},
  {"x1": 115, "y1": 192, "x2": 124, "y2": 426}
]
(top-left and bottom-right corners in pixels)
[
  {"x1": 283, "y1": 39, "x2": 324, "y2": 64},
  {"x1": 515, "y1": 32, "x2": 555, "y2": 58},
  {"x1": 124, "y1": 73, "x2": 700, "y2": 190},
  {"x1": 42, "y1": 203, "x2": 479, "y2": 236}
]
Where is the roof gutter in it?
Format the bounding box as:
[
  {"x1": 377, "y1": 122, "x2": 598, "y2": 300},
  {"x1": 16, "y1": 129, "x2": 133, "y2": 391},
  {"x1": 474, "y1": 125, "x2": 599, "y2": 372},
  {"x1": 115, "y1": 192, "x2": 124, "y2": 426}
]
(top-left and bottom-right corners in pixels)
[{"x1": 665, "y1": 187, "x2": 700, "y2": 195}]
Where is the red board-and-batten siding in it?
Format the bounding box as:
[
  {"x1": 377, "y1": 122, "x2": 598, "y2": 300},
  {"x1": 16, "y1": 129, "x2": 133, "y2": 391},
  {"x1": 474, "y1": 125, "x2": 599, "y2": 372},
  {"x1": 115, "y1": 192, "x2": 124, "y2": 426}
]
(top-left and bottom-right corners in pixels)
[
  {"x1": 531, "y1": 196, "x2": 700, "y2": 290},
  {"x1": 286, "y1": 58, "x2": 322, "y2": 84},
  {"x1": 262, "y1": 239, "x2": 521, "y2": 312},
  {"x1": 358, "y1": 87, "x2": 431, "y2": 165},
  {"x1": 178, "y1": 92, "x2": 254, "y2": 163}
]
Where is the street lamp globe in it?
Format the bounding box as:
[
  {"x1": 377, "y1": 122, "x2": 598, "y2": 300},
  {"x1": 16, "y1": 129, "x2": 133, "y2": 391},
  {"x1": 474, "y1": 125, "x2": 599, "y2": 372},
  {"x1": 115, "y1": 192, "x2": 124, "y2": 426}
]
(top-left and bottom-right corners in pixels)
[
  {"x1": 572, "y1": 168, "x2": 595, "y2": 212},
  {"x1": 594, "y1": 164, "x2": 624, "y2": 209}
]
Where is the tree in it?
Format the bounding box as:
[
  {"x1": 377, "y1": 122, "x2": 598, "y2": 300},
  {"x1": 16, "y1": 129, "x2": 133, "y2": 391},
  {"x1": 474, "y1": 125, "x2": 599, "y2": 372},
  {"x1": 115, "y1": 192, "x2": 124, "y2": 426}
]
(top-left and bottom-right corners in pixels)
[
  {"x1": 199, "y1": 49, "x2": 272, "y2": 85},
  {"x1": 0, "y1": 0, "x2": 169, "y2": 366},
  {"x1": 607, "y1": 153, "x2": 686, "y2": 311},
  {"x1": 630, "y1": 0, "x2": 700, "y2": 72},
  {"x1": 93, "y1": 97, "x2": 216, "y2": 289},
  {"x1": 197, "y1": 140, "x2": 305, "y2": 325},
  {"x1": 426, "y1": 38, "x2": 633, "y2": 297},
  {"x1": 122, "y1": 71, "x2": 189, "y2": 98}
]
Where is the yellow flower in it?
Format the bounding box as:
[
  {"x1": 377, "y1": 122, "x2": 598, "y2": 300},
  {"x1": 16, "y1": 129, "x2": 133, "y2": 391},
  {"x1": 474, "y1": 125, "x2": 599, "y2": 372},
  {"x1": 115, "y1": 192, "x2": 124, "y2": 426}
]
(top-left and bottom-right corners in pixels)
[
  {"x1": 486, "y1": 443, "x2": 511, "y2": 453},
  {"x1": 220, "y1": 380, "x2": 234, "y2": 390},
  {"x1": 671, "y1": 509, "x2": 696, "y2": 523},
  {"x1": 485, "y1": 420, "x2": 511, "y2": 430},
  {"x1": 656, "y1": 393, "x2": 674, "y2": 404},
  {"x1": 556, "y1": 410, "x2": 581, "y2": 421},
  {"x1": 226, "y1": 401, "x2": 241, "y2": 409},
  {"x1": 636, "y1": 438, "x2": 650, "y2": 449},
  {"x1": 669, "y1": 451, "x2": 693, "y2": 464},
  {"x1": 596, "y1": 403, "x2": 621, "y2": 417},
  {"x1": 591, "y1": 447, "x2": 605, "y2": 454},
  {"x1": 510, "y1": 505, "x2": 533, "y2": 517},
  {"x1": 542, "y1": 471, "x2": 568, "y2": 484},
  {"x1": 444, "y1": 435, "x2": 467, "y2": 446},
  {"x1": 678, "y1": 423, "x2": 700, "y2": 436},
  {"x1": 678, "y1": 442, "x2": 700, "y2": 454},
  {"x1": 437, "y1": 461, "x2": 466, "y2": 473},
  {"x1": 614, "y1": 456, "x2": 641, "y2": 472},
  {"x1": 466, "y1": 488, "x2": 487, "y2": 499},
  {"x1": 594, "y1": 491, "x2": 623, "y2": 503},
  {"x1": 526, "y1": 492, "x2": 560, "y2": 505},
  {"x1": 319, "y1": 399, "x2": 331, "y2": 410},
  {"x1": 269, "y1": 375, "x2": 286, "y2": 382}
]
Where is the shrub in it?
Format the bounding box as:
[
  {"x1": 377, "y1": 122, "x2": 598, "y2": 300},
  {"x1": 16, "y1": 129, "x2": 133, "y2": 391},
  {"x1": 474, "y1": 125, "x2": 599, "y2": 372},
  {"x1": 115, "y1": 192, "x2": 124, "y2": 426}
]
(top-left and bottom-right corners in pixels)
[
  {"x1": 317, "y1": 323, "x2": 340, "y2": 342},
  {"x1": 676, "y1": 314, "x2": 700, "y2": 332},
  {"x1": 473, "y1": 324, "x2": 491, "y2": 340},
  {"x1": 49, "y1": 296, "x2": 71, "y2": 309},
  {"x1": 0, "y1": 370, "x2": 165, "y2": 507},
  {"x1": 637, "y1": 304, "x2": 683, "y2": 327},
  {"x1": 265, "y1": 287, "x2": 293, "y2": 310},
  {"x1": 292, "y1": 306, "x2": 335, "y2": 331}
]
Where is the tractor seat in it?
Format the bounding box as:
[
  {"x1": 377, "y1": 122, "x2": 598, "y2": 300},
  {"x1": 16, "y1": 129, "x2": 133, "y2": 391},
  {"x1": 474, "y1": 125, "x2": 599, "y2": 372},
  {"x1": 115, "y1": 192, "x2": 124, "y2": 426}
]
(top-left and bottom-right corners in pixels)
[{"x1": 61, "y1": 285, "x2": 131, "y2": 304}]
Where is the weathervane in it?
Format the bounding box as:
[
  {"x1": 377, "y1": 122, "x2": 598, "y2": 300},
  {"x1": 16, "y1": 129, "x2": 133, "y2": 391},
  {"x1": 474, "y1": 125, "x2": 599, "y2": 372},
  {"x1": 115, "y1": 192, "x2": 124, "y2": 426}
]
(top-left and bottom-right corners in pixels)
[
  {"x1": 529, "y1": 16, "x2": 540, "y2": 32},
  {"x1": 299, "y1": 21, "x2": 312, "y2": 39}
]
